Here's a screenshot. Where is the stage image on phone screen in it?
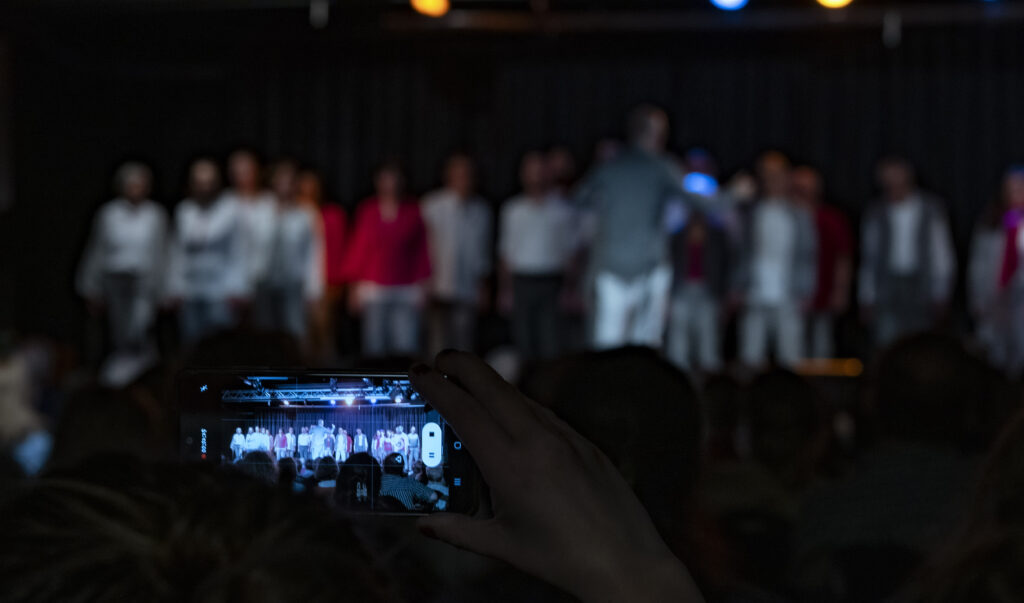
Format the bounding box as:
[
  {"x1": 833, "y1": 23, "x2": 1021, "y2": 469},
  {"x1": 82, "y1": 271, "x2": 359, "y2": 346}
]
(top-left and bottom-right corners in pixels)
[{"x1": 179, "y1": 371, "x2": 476, "y2": 515}]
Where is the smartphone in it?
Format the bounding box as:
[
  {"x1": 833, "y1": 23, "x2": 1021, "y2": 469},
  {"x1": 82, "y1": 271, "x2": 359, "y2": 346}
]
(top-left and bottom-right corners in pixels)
[{"x1": 178, "y1": 369, "x2": 480, "y2": 516}]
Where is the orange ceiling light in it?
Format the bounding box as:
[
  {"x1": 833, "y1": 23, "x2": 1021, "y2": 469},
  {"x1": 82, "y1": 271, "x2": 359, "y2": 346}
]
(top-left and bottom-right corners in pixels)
[
  {"x1": 411, "y1": 0, "x2": 450, "y2": 18},
  {"x1": 818, "y1": 0, "x2": 854, "y2": 7}
]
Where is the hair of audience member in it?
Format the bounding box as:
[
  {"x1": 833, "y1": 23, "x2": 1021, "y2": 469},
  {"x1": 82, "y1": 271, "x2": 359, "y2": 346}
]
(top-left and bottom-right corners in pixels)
[
  {"x1": 868, "y1": 333, "x2": 987, "y2": 449},
  {"x1": 277, "y1": 456, "x2": 297, "y2": 489},
  {"x1": 335, "y1": 453, "x2": 382, "y2": 509},
  {"x1": 526, "y1": 347, "x2": 701, "y2": 555},
  {"x1": 382, "y1": 453, "x2": 405, "y2": 477},
  {"x1": 238, "y1": 450, "x2": 276, "y2": 484},
  {"x1": 909, "y1": 409, "x2": 1024, "y2": 602},
  {"x1": 0, "y1": 463, "x2": 396, "y2": 602},
  {"x1": 46, "y1": 386, "x2": 168, "y2": 472},
  {"x1": 304, "y1": 458, "x2": 316, "y2": 473},
  {"x1": 701, "y1": 374, "x2": 741, "y2": 461},
  {"x1": 314, "y1": 456, "x2": 339, "y2": 483},
  {"x1": 745, "y1": 369, "x2": 831, "y2": 489}
]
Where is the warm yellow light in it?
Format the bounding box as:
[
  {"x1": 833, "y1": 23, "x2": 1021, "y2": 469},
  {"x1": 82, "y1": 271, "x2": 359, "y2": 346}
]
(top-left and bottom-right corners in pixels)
[
  {"x1": 817, "y1": 0, "x2": 853, "y2": 7},
  {"x1": 411, "y1": 0, "x2": 450, "y2": 18}
]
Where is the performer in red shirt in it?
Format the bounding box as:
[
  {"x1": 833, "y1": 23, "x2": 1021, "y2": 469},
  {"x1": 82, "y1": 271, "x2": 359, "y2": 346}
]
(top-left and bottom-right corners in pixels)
[
  {"x1": 792, "y1": 166, "x2": 853, "y2": 359},
  {"x1": 343, "y1": 162, "x2": 431, "y2": 358}
]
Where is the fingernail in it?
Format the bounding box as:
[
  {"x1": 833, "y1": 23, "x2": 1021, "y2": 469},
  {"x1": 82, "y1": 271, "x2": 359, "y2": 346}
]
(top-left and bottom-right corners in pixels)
[
  {"x1": 411, "y1": 363, "x2": 431, "y2": 376},
  {"x1": 418, "y1": 524, "x2": 438, "y2": 539}
]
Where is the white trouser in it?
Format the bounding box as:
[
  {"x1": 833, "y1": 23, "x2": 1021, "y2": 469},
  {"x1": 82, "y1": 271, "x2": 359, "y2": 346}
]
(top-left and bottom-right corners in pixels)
[
  {"x1": 667, "y1": 284, "x2": 721, "y2": 372},
  {"x1": 592, "y1": 265, "x2": 672, "y2": 350},
  {"x1": 740, "y1": 301, "x2": 805, "y2": 368}
]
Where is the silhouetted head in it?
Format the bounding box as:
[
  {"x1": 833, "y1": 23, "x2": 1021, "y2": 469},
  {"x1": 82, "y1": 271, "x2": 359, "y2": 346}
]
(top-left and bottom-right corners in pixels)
[
  {"x1": 746, "y1": 369, "x2": 830, "y2": 488},
  {"x1": 114, "y1": 162, "x2": 152, "y2": 204},
  {"x1": 336, "y1": 453, "x2": 382, "y2": 509},
  {"x1": 790, "y1": 165, "x2": 823, "y2": 207},
  {"x1": 314, "y1": 456, "x2": 338, "y2": 483},
  {"x1": 627, "y1": 104, "x2": 669, "y2": 153},
  {"x1": 519, "y1": 151, "x2": 548, "y2": 197},
  {"x1": 0, "y1": 464, "x2": 391, "y2": 601},
  {"x1": 269, "y1": 158, "x2": 299, "y2": 202},
  {"x1": 444, "y1": 153, "x2": 475, "y2": 199},
  {"x1": 870, "y1": 333, "x2": 983, "y2": 448},
  {"x1": 382, "y1": 453, "x2": 406, "y2": 476},
  {"x1": 1002, "y1": 165, "x2": 1024, "y2": 210},
  {"x1": 374, "y1": 162, "x2": 404, "y2": 200},
  {"x1": 238, "y1": 451, "x2": 276, "y2": 484},
  {"x1": 876, "y1": 156, "x2": 916, "y2": 202},
  {"x1": 227, "y1": 149, "x2": 261, "y2": 194},
  {"x1": 546, "y1": 146, "x2": 576, "y2": 191},
  {"x1": 756, "y1": 151, "x2": 792, "y2": 200},
  {"x1": 296, "y1": 169, "x2": 324, "y2": 205},
  {"x1": 188, "y1": 158, "x2": 221, "y2": 205},
  {"x1": 528, "y1": 347, "x2": 701, "y2": 556}
]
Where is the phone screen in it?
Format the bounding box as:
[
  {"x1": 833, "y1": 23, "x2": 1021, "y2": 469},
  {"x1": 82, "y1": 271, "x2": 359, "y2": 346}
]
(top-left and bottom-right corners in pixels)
[{"x1": 178, "y1": 370, "x2": 479, "y2": 515}]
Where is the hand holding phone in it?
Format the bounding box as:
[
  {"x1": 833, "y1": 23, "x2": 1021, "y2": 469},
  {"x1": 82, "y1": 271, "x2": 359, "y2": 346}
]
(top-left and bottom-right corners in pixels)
[{"x1": 410, "y1": 351, "x2": 704, "y2": 603}]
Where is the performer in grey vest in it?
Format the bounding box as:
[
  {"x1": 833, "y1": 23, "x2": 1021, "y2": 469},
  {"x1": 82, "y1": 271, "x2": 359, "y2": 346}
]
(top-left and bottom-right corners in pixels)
[
  {"x1": 734, "y1": 152, "x2": 818, "y2": 369},
  {"x1": 858, "y1": 157, "x2": 955, "y2": 348}
]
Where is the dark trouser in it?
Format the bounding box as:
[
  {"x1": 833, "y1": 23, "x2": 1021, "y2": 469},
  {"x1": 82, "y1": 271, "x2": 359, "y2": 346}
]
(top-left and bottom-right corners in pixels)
[
  {"x1": 876, "y1": 276, "x2": 933, "y2": 348},
  {"x1": 254, "y1": 285, "x2": 308, "y2": 341},
  {"x1": 428, "y1": 300, "x2": 477, "y2": 356},
  {"x1": 512, "y1": 274, "x2": 563, "y2": 361},
  {"x1": 180, "y1": 298, "x2": 236, "y2": 345},
  {"x1": 103, "y1": 272, "x2": 154, "y2": 351}
]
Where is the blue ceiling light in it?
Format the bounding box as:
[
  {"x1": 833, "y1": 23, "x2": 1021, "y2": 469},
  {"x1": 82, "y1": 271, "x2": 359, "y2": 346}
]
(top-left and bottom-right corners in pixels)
[{"x1": 711, "y1": 0, "x2": 748, "y2": 10}]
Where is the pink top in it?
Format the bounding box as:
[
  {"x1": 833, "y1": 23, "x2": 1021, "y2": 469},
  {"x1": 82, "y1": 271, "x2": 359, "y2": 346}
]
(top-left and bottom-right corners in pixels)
[{"x1": 343, "y1": 198, "x2": 431, "y2": 286}]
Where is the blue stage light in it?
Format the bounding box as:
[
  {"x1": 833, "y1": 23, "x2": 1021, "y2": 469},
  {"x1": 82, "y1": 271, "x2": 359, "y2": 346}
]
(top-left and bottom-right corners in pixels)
[{"x1": 711, "y1": 0, "x2": 748, "y2": 10}]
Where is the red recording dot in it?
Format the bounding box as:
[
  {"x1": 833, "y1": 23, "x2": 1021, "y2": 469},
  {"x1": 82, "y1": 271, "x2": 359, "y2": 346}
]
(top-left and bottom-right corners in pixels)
[{"x1": 201, "y1": 454, "x2": 207, "y2": 459}]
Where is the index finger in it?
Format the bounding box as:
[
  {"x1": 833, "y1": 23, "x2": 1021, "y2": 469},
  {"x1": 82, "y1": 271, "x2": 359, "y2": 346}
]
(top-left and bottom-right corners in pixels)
[
  {"x1": 434, "y1": 351, "x2": 538, "y2": 436},
  {"x1": 409, "y1": 364, "x2": 509, "y2": 471}
]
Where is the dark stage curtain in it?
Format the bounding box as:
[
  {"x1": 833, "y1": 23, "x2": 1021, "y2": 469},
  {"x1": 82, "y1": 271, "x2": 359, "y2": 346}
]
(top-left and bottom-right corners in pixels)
[{"x1": 9, "y1": 12, "x2": 1024, "y2": 335}]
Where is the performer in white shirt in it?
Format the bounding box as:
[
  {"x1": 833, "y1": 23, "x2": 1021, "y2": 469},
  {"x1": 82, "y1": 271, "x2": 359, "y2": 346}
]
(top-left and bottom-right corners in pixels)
[
  {"x1": 309, "y1": 419, "x2": 334, "y2": 460},
  {"x1": 221, "y1": 150, "x2": 277, "y2": 312},
  {"x1": 76, "y1": 162, "x2": 168, "y2": 385},
  {"x1": 297, "y1": 426, "x2": 312, "y2": 461},
  {"x1": 255, "y1": 160, "x2": 324, "y2": 342},
  {"x1": 498, "y1": 152, "x2": 578, "y2": 361},
  {"x1": 736, "y1": 152, "x2": 818, "y2": 368},
  {"x1": 353, "y1": 428, "x2": 369, "y2": 454},
  {"x1": 334, "y1": 428, "x2": 349, "y2": 463},
  {"x1": 244, "y1": 427, "x2": 259, "y2": 452},
  {"x1": 407, "y1": 425, "x2": 420, "y2": 467},
  {"x1": 372, "y1": 429, "x2": 384, "y2": 462},
  {"x1": 230, "y1": 427, "x2": 246, "y2": 461},
  {"x1": 285, "y1": 427, "x2": 297, "y2": 457},
  {"x1": 165, "y1": 159, "x2": 248, "y2": 344},
  {"x1": 421, "y1": 154, "x2": 493, "y2": 355}
]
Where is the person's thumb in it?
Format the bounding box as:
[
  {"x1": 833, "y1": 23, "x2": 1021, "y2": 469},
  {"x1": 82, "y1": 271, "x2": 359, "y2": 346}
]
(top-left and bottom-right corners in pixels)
[{"x1": 417, "y1": 513, "x2": 503, "y2": 558}]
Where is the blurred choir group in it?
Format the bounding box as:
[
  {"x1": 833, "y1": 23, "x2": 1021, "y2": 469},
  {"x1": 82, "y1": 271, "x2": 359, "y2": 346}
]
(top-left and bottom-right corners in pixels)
[
  {"x1": 77, "y1": 105, "x2": 1024, "y2": 383},
  {"x1": 229, "y1": 422, "x2": 419, "y2": 468}
]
